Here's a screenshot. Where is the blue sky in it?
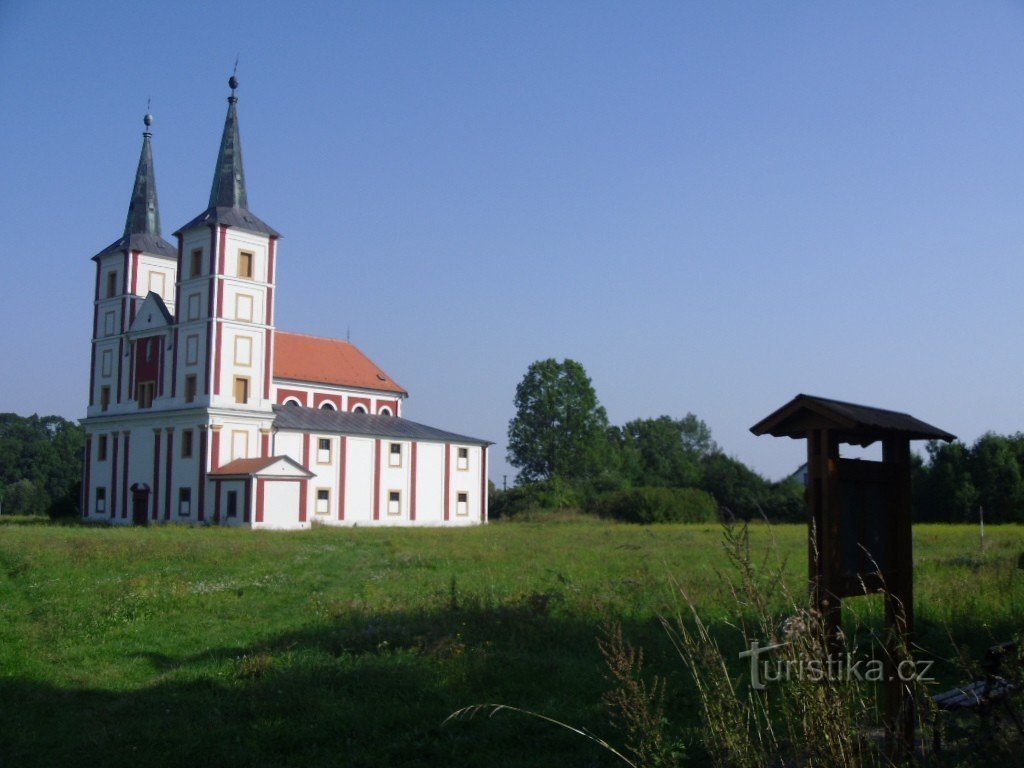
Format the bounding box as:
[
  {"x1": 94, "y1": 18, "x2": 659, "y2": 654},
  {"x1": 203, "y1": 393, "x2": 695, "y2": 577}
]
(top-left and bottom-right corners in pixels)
[{"x1": 2, "y1": 1, "x2": 1023, "y2": 483}]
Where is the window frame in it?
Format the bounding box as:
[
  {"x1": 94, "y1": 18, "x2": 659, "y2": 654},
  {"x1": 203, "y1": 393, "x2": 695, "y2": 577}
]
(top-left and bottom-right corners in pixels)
[
  {"x1": 97, "y1": 435, "x2": 108, "y2": 462},
  {"x1": 137, "y1": 381, "x2": 155, "y2": 409},
  {"x1": 95, "y1": 487, "x2": 107, "y2": 514},
  {"x1": 316, "y1": 437, "x2": 332, "y2": 465},
  {"x1": 190, "y1": 248, "x2": 203, "y2": 278},
  {"x1": 237, "y1": 250, "x2": 254, "y2": 279},
  {"x1": 178, "y1": 487, "x2": 191, "y2": 517},
  {"x1": 233, "y1": 376, "x2": 250, "y2": 405},
  {"x1": 456, "y1": 447, "x2": 469, "y2": 471},
  {"x1": 181, "y1": 429, "x2": 194, "y2": 459},
  {"x1": 184, "y1": 374, "x2": 198, "y2": 403},
  {"x1": 456, "y1": 491, "x2": 469, "y2": 517},
  {"x1": 315, "y1": 487, "x2": 331, "y2": 516},
  {"x1": 387, "y1": 490, "x2": 401, "y2": 517},
  {"x1": 388, "y1": 442, "x2": 402, "y2": 468}
]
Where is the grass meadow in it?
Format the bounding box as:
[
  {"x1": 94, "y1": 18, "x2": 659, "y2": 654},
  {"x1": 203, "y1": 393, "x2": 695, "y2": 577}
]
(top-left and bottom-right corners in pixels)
[{"x1": 0, "y1": 519, "x2": 1021, "y2": 767}]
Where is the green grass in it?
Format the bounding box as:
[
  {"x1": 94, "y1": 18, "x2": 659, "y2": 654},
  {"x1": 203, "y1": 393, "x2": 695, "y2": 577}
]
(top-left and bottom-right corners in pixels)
[{"x1": 0, "y1": 520, "x2": 1021, "y2": 767}]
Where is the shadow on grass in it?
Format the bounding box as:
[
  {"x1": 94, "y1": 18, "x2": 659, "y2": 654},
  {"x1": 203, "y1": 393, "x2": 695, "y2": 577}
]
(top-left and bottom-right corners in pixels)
[
  {"x1": 1, "y1": 593, "x2": 1018, "y2": 768},
  {"x1": 0, "y1": 599, "x2": 694, "y2": 768}
]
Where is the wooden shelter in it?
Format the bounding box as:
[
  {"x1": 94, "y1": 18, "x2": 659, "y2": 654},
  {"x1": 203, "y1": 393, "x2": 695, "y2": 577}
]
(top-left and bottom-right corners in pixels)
[{"x1": 751, "y1": 394, "x2": 955, "y2": 757}]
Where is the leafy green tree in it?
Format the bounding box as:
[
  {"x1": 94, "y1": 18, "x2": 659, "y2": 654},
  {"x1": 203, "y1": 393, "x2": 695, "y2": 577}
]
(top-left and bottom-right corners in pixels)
[
  {"x1": 507, "y1": 359, "x2": 610, "y2": 483},
  {"x1": 914, "y1": 440, "x2": 977, "y2": 522},
  {"x1": 0, "y1": 413, "x2": 84, "y2": 517},
  {"x1": 619, "y1": 415, "x2": 716, "y2": 488},
  {"x1": 969, "y1": 433, "x2": 1023, "y2": 523},
  {"x1": 699, "y1": 452, "x2": 769, "y2": 520}
]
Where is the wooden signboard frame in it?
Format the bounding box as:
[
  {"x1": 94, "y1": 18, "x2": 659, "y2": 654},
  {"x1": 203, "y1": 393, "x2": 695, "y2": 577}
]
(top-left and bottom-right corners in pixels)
[{"x1": 752, "y1": 394, "x2": 954, "y2": 760}]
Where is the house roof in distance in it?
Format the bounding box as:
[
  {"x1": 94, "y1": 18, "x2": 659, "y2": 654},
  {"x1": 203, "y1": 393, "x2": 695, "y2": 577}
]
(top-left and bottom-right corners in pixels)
[
  {"x1": 272, "y1": 405, "x2": 491, "y2": 446},
  {"x1": 750, "y1": 394, "x2": 956, "y2": 447},
  {"x1": 273, "y1": 331, "x2": 407, "y2": 395}
]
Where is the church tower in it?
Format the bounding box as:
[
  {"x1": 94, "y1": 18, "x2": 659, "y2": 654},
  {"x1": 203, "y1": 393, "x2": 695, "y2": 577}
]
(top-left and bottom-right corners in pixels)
[
  {"x1": 87, "y1": 113, "x2": 178, "y2": 419},
  {"x1": 171, "y1": 75, "x2": 280, "y2": 471}
]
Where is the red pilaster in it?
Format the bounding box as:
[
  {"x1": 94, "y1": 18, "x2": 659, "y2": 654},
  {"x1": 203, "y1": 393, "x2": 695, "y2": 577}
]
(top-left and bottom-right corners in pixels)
[
  {"x1": 82, "y1": 437, "x2": 92, "y2": 518},
  {"x1": 110, "y1": 432, "x2": 119, "y2": 520},
  {"x1": 197, "y1": 427, "x2": 207, "y2": 522},
  {"x1": 210, "y1": 428, "x2": 221, "y2": 471},
  {"x1": 121, "y1": 432, "x2": 130, "y2": 519},
  {"x1": 244, "y1": 478, "x2": 252, "y2": 523},
  {"x1": 116, "y1": 338, "x2": 124, "y2": 403},
  {"x1": 214, "y1": 479, "x2": 222, "y2": 524},
  {"x1": 164, "y1": 430, "x2": 174, "y2": 520},
  {"x1": 152, "y1": 429, "x2": 162, "y2": 521}
]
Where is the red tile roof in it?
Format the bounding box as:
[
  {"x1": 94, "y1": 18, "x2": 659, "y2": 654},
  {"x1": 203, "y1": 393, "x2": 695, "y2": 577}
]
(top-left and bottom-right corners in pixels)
[
  {"x1": 209, "y1": 455, "x2": 314, "y2": 477},
  {"x1": 273, "y1": 331, "x2": 407, "y2": 395},
  {"x1": 209, "y1": 457, "x2": 282, "y2": 476}
]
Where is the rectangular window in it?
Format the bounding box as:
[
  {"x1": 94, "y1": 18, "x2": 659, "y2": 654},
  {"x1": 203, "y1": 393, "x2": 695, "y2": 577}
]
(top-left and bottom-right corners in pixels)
[
  {"x1": 317, "y1": 437, "x2": 331, "y2": 464},
  {"x1": 100, "y1": 386, "x2": 111, "y2": 412},
  {"x1": 101, "y1": 349, "x2": 113, "y2": 377},
  {"x1": 148, "y1": 271, "x2": 166, "y2": 296},
  {"x1": 187, "y1": 293, "x2": 200, "y2": 321},
  {"x1": 178, "y1": 487, "x2": 191, "y2": 517},
  {"x1": 315, "y1": 488, "x2": 330, "y2": 515},
  {"x1": 235, "y1": 294, "x2": 254, "y2": 322},
  {"x1": 103, "y1": 311, "x2": 115, "y2": 336},
  {"x1": 137, "y1": 381, "x2": 155, "y2": 409},
  {"x1": 106, "y1": 271, "x2": 118, "y2": 298},
  {"x1": 387, "y1": 490, "x2": 401, "y2": 516},
  {"x1": 97, "y1": 434, "x2": 108, "y2": 461},
  {"x1": 181, "y1": 429, "x2": 194, "y2": 458},
  {"x1": 233, "y1": 376, "x2": 250, "y2": 404},
  {"x1": 457, "y1": 492, "x2": 469, "y2": 516},
  {"x1": 238, "y1": 251, "x2": 253, "y2": 279},
  {"x1": 95, "y1": 487, "x2": 106, "y2": 514},
  {"x1": 185, "y1": 334, "x2": 199, "y2": 366},
  {"x1": 457, "y1": 447, "x2": 469, "y2": 471},
  {"x1": 226, "y1": 490, "x2": 238, "y2": 518},
  {"x1": 234, "y1": 336, "x2": 252, "y2": 366},
  {"x1": 190, "y1": 249, "x2": 203, "y2": 278},
  {"x1": 185, "y1": 374, "x2": 198, "y2": 403},
  {"x1": 389, "y1": 442, "x2": 402, "y2": 468}
]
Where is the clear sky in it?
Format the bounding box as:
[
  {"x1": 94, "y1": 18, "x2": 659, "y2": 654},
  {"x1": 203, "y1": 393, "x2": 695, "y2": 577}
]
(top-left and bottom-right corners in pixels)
[{"x1": 2, "y1": 1, "x2": 1023, "y2": 484}]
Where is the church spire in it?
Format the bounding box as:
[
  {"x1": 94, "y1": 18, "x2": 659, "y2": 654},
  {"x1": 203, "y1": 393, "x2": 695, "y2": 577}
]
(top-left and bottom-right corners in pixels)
[
  {"x1": 208, "y1": 75, "x2": 248, "y2": 210},
  {"x1": 124, "y1": 112, "x2": 162, "y2": 237},
  {"x1": 174, "y1": 74, "x2": 279, "y2": 238},
  {"x1": 93, "y1": 111, "x2": 176, "y2": 260}
]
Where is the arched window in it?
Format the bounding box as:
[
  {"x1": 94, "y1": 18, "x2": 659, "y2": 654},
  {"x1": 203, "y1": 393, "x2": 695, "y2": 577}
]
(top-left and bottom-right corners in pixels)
[
  {"x1": 283, "y1": 398, "x2": 301, "y2": 407},
  {"x1": 320, "y1": 402, "x2": 336, "y2": 411},
  {"x1": 352, "y1": 405, "x2": 368, "y2": 414},
  {"x1": 379, "y1": 407, "x2": 392, "y2": 416}
]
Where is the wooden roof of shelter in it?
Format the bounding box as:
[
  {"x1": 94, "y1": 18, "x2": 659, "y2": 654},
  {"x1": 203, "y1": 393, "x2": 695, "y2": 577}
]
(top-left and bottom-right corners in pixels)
[{"x1": 750, "y1": 394, "x2": 956, "y2": 447}]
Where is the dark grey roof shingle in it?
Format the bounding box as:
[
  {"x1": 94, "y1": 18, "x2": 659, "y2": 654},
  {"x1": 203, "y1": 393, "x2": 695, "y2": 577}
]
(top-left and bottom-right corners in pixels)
[{"x1": 272, "y1": 405, "x2": 491, "y2": 446}]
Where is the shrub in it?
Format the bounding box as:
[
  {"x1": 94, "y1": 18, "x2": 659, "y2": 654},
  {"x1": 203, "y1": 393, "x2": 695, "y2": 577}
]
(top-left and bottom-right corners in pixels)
[{"x1": 589, "y1": 486, "x2": 718, "y2": 524}]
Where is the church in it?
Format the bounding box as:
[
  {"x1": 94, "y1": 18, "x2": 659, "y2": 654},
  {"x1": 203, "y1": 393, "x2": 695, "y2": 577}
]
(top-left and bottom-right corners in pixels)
[{"x1": 80, "y1": 76, "x2": 490, "y2": 529}]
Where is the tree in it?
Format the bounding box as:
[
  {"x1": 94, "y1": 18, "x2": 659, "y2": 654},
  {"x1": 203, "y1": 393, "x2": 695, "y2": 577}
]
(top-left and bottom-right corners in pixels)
[
  {"x1": 969, "y1": 433, "x2": 1023, "y2": 523},
  {"x1": 618, "y1": 415, "x2": 716, "y2": 488},
  {"x1": 507, "y1": 359, "x2": 610, "y2": 483},
  {"x1": 914, "y1": 440, "x2": 977, "y2": 522}
]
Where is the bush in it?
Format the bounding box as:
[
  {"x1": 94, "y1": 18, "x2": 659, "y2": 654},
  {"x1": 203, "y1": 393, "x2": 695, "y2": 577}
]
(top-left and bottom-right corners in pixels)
[
  {"x1": 588, "y1": 486, "x2": 718, "y2": 524},
  {"x1": 489, "y1": 478, "x2": 585, "y2": 520}
]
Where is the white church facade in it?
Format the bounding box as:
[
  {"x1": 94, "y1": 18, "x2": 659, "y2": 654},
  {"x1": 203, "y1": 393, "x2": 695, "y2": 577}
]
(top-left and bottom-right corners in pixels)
[{"x1": 81, "y1": 77, "x2": 490, "y2": 529}]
